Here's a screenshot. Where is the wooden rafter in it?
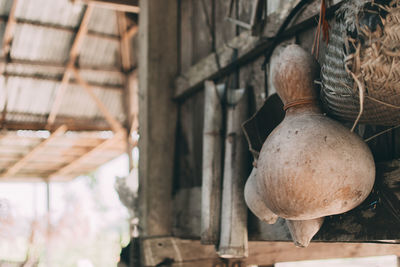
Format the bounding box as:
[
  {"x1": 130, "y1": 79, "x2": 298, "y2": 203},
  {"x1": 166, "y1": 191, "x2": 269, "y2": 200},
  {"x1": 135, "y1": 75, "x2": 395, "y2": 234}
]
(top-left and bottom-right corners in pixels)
[
  {"x1": 3, "y1": 72, "x2": 123, "y2": 91},
  {"x1": 2, "y1": 120, "x2": 111, "y2": 132},
  {"x1": 50, "y1": 131, "x2": 128, "y2": 178},
  {"x1": 2, "y1": 125, "x2": 67, "y2": 178},
  {"x1": 117, "y1": 11, "x2": 131, "y2": 72},
  {"x1": 75, "y1": 0, "x2": 140, "y2": 13},
  {"x1": 0, "y1": 15, "x2": 120, "y2": 42},
  {"x1": 125, "y1": 25, "x2": 138, "y2": 40},
  {"x1": 47, "y1": 4, "x2": 94, "y2": 126},
  {"x1": 0, "y1": 58, "x2": 123, "y2": 75},
  {"x1": 117, "y1": 11, "x2": 136, "y2": 170},
  {"x1": 117, "y1": 12, "x2": 139, "y2": 135},
  {"x1": 2, "y1": 0, "x2": 18, "y2": 57},
  {"x1": 72, "y1": 67, "x2": 125, "y2": 133}
]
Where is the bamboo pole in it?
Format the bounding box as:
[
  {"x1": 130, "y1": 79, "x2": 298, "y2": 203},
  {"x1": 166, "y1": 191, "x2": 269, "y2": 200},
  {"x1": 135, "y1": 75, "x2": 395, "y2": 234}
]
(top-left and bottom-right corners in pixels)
[
  {"x1": 201, "y1": 81, "x2": 223, "y2": 244},
  {"x1": 218, "y1": 88, "x2": 249, "y2": 258}
]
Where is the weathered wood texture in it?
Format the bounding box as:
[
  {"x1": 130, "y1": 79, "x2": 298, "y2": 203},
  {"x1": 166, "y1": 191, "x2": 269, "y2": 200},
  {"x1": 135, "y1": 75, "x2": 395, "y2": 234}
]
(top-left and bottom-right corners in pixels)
[
  {"x1": 175, "y1": 0, "x2": 343, "y2": 100},
  {"x1": 201, "y1": 81, "x2": 223, "y2": 245},
  {"x1": 138, "y1": 0, "x2": 178, "y2": 237},
  {"x1": 141, "y1": 237, "x2": 400, "y2": 267},
  {"x1": 173, "y1": 0, "x2": 400, "y2": 245},
  {"x1": 218, "y1": 89, "x2": 250, "y2": 258},
  {"x1": 76, "y1": 0, "x2": 139, "y2": 13}
]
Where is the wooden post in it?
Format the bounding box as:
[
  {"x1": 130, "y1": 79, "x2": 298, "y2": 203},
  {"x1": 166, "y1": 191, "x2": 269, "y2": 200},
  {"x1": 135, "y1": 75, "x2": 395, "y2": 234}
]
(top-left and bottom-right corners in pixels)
[
  {"x1": 201, "y1": 81, "x2": 223, "y2": 244},
  {"x1": 218, "y1": 88, "x2": 249, "y2": 258},
  {"x1": 138, "y1": 0, "x2": 178, "y2": 238}
]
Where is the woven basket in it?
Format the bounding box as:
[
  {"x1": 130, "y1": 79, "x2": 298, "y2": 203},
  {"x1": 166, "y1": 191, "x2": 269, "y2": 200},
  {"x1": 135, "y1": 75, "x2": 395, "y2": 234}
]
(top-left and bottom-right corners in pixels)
[{"x1": 321, "y1": 0, "x2": 400, "y2": 126}]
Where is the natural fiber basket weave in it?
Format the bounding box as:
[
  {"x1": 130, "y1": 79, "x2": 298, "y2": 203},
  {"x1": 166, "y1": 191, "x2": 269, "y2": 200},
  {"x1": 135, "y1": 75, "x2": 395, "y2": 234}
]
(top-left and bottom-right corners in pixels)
[{"x1": 321, "y1": 0, "x2": 400, "y2": 126}]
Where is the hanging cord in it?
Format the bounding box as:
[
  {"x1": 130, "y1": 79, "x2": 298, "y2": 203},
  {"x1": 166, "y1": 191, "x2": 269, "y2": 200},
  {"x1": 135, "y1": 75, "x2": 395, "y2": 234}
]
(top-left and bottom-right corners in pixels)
[
  {"x1": 312, "y1": 0, "x2": 330, "y2": 58},
  {"x1": 261, "y1": 0, "x2": 314, "y2": 96}
]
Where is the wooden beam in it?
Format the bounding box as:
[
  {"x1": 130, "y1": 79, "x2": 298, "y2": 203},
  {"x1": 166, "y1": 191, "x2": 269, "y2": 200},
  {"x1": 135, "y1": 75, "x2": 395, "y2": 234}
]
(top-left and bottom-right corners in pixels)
[
  {"x1": 141, "y1": 238, "x2": 400, "y2": 267},
  {"x1": 75, "y1": 0, "x2": 140, "y2": 13},
  {"x1": 246, "y1": 242, "x2": 400, "y2": 266},
  {"x1": 124, "y1": 24, "x2": 138, "y2": 41},
  {"x1": 174, "y1": 0, "x2": 344, "y2": 100},
  {"x1": 138, "y1": 0, "x2": 178, "y2": 238},
  {"x1": 0, "y1": 58, "x2": 123, "y2": 75},
  {"x1": 2, "y1": 125, "x2": 67, "y2": 178},
  {"x1": 129, "y1": 71, "x2": 139, "y2": 134},
  {"x1": 116, "y1": 11, "x2": 136, "y2": 171},
  {"x1": 117, "y1": 11, "x2": 131, "y2": 72},
  {"x1": 2, "y1": 0, "x2": 18, "y2": 57},
  {"x1": 3, "y1": 72, "x2": 123, "y2": 91},
  {"x1": 2, "y1": 115, "x2": 112, "y2": 132},
  {"x1": 50, "y1": 131, "x2": 127, "y2": 177},
  {"x1": 0, "y1": 15, "x2": 120, "y2": 41},
  {"x1": 72, "y1": 67, "x2": 125, "y2": 133},
  {"x1": 47, "y1": 4, "x2": 94, "y2": 126}
]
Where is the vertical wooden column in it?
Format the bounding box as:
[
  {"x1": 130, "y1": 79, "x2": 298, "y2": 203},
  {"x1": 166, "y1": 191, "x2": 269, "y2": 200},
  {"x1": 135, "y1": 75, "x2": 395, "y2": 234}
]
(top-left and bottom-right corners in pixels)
[{"x1": 138, "y1": 0, "x2": 178, "y2": 237}]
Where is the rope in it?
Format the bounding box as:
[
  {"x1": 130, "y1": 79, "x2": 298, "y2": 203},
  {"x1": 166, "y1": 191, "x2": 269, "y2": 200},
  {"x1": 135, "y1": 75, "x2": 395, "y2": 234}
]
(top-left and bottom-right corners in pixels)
[{"x1": 283, "y1": 98, "x2": 316, "y2": 111}]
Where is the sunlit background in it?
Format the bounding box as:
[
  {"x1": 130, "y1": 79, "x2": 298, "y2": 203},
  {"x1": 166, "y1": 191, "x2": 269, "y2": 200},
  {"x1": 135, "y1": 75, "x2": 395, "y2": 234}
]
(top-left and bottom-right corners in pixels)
[{"x1": 0, "y1": 148, "x2": 138, "y2": 267}]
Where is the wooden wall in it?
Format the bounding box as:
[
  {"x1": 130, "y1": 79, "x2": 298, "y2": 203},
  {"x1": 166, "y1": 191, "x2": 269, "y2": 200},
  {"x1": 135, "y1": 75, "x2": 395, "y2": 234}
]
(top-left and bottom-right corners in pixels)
[{"x1": 172, "y1": 0, "x2": 400, "y2": 243}]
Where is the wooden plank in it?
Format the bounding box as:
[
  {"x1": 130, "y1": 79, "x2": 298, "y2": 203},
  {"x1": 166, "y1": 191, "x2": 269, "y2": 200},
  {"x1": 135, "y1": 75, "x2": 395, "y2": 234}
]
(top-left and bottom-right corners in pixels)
[
  {"x1": 0, "y1": 15, "x2": 120, "y2": 41},
  {"x1": 76, "y1": 0, "x2": 140, "y2": 13},
  {"x1": 246, "y1": 242, "x2": 400, "y2": 266},
  {"x1": 128, "y1": 71, "x2": 139, "y2": 134},
  {"x1": 2, "y1": 0, "x2": 18, "y2": 56},
  {"x1": 138, "y1": 0, "x2": 178, "y2": 238},
  {"x1": 72, "y1": 67, "x2": 125, "y2": 133},
  {"x1": 117, "y1": 11, "x2": 131, "y2": 71},
  {"x1": 50, "y1": 131, "x2": 126, "y2": 178},
  {"x1": 124, "y1": 25, "x2": 138, "y2": 41},
  {"x1": 0, "y1": 58, "x2": 123, "y2": 75},
  {"x1": 1, "y1": 125, "x2": 67, "y2": 178},
  {"x1": 3, "y1": 72, "x2": 123, "y2": 91},
  {"x1": 141, "y1": 238, "x2": 400, "y2": 267},
  {"x1": 141, "y1": 237, "x2": 218, "y2": 266},
  {"x1": 179, "y1": 0, "x2": 193, "y2": 71},
  {"x1": 2, "y1": 118, "x2": 112, "y2": 132},
  {"x1": 201, "y1": 81, "x2": 222, "y2": 245},
  {"x1": 214, "y1": 0, "x2": 236, "y2": 50},
  {"x1": 192, "y1": 0, "x2": 213, "y2": 64},
  {"x1": 47, "y1": 4, "x2": 94, "y2": 126},
  {"x1": 218, "y1": 89, "x2": 249, "y2": 258},
  {"x1": 174, "y1": 0, "x2": 344, "y2": 100}
]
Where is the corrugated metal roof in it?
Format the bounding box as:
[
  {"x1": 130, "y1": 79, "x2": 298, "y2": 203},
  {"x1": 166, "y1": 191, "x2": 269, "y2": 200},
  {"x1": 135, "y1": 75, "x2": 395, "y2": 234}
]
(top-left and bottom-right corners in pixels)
[
  {"x1": 88, "y1": 7, "x2": 118, "y2": 36},
  {"x1": 79, "y1": 35, "x2": 120, "y2": 67},
  {"x1": 57, "y1": 84, "x2": 125, "y2": 122},
  {"x1": 0, "y1": 130, "x2": 126, "y2": 180},
  {"x1": 0, "y1": 0, "x2": 135, "y2": 182},
  {"x1": 5, "y1": 77, "x2": 57, "y2": 116},
  {"x1": 78, "y1": 69, "x2": 123, "y2": 87},
  {"x1": 15, "y1": 0, "x2": 84, "y2": 28},
  {"x1": 5, "y1": 62, "x2": 63, "y2": 79},
  {"x1": 11, "y1": 23, "x2": 73, "y2": 63}
]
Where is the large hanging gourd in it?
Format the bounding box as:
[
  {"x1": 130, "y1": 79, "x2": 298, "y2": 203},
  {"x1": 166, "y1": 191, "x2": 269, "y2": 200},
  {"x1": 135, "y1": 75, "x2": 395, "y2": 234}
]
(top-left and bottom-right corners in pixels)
[{"x1": 248, "y1": 44, "x2": 376, "y2": 247}]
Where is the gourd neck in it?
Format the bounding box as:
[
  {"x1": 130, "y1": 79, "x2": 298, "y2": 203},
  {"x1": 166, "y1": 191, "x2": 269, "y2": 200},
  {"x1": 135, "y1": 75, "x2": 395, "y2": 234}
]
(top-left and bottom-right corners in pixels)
[{"x1": 285, "y1": 103, "x2": 321, "y2": 115}]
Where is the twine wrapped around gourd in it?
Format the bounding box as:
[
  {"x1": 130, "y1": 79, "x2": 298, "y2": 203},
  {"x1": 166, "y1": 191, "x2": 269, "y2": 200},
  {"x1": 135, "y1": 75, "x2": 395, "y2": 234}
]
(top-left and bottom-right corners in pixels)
[{"x1": 321, "y1": 0, "x2": 400, "y2": 126}]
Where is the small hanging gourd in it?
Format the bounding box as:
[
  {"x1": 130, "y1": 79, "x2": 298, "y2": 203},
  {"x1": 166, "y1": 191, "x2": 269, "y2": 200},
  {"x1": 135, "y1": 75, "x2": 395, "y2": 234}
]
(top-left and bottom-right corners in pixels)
[{"x1": 253, "y1": 44, "x2": 375, "y2": 247}]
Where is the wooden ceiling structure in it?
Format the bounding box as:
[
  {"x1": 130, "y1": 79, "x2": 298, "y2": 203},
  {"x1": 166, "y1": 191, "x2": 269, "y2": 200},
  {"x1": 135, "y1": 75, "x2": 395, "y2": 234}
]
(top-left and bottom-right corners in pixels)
[{"x1": 0, "y1": 0, "x2": 139, "y2": 181}]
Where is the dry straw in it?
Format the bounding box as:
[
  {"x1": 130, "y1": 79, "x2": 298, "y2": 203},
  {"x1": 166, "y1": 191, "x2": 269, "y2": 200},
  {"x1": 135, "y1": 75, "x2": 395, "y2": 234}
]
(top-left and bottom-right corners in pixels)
[{"x1": 321, "y1": 0, "x2": 400, "y2": 126}]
